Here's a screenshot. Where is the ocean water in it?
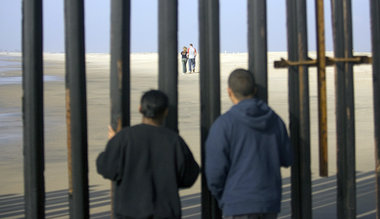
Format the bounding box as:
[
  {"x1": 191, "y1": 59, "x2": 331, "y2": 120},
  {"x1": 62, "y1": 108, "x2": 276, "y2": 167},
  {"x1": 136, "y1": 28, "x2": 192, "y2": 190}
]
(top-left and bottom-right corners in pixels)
[
  {"x1": 0, "y1": 54, "x2": 63, "y2": 157},
  {"x1": 0, "y1": 75, "x2": 63, "y2": 85},
  {"x1": 0, "y1": 57, "x2": 21, "y2": 73},
  {"x1": 0, "y1": 55, "x2": 62, "y2": 85}
]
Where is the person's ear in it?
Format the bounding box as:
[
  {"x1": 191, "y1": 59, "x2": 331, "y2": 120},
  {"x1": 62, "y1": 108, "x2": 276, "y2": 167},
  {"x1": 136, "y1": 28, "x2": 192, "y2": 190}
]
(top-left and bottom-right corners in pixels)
[
  {"x1": 227, "y1": 87, "x2": 233, "y2": 98},
  {"x1": 227, "y1": 87, "x2": 239, "y2": 104},
  {"x1": 138, "y1": 105, "x2": 142, "y2": 113}
]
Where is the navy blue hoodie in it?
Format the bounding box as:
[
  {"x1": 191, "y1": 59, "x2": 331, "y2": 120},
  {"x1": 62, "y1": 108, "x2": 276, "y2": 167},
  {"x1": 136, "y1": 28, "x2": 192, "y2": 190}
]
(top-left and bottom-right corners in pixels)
[{"x1": 205, "y1": 98, "x2": 292, "y2": 216}]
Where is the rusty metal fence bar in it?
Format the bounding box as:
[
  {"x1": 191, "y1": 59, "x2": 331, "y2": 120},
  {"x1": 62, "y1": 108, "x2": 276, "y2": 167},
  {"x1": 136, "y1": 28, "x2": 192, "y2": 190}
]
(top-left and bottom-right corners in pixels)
[
  {"x1": 109, "y1": 0, "x2": 131, "y2": 217},
  {"x1": 315, "y1": 0, "x2": 328, "y2": 177},
  {"x1": 331, "y1": 0, "x2": 356, "y2": 218},
  {"x1": 274, "y1": 56, "x2": 372, "y2": 67},
  {"x1": 370, "y1": 0, "x2": 380, "y2": 218},
  {"x1": 248, "y1": 0, "x2": 268, "y2": 103},
  {"x1": 22, "y1": 0, "x2": 45, "y2": 218},
  {"x1": 64, "y1": 0, "x2": 89, "y2": 217},
  {"x1": 158, "y1": 0, "x2": 178, "y2": 132},
  {"x1": 199, "y1": 0, "x2": 222, "y2": 218},
  {"x1": 286, "y1": 0, "x2": 312, "y2": 218},
  {"x1": 110, "y1": 0, "x2": 131, "y2": 132}
]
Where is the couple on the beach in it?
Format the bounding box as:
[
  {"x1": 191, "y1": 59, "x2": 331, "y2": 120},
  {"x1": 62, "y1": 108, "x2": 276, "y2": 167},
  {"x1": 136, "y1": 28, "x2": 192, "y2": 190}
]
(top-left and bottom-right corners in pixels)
[
  {"x1": 181, "y1": 43, "x2": 197, "y2": 74},
  {"x1": 96, "y1": 69, "x2": 292, "y2": 219}
]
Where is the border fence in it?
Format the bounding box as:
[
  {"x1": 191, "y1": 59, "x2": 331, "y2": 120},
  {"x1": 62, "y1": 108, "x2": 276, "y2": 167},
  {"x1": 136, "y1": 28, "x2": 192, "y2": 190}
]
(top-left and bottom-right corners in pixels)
[{"x1": 21, "y1": 0, "x2": 379, "y2": 218}]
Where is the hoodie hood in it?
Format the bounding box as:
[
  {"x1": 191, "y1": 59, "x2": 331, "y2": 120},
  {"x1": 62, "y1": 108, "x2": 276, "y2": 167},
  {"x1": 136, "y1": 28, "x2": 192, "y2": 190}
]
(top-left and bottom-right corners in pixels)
[{"x1": 230, "y1": 98, "x2": 276, "y2": 130}]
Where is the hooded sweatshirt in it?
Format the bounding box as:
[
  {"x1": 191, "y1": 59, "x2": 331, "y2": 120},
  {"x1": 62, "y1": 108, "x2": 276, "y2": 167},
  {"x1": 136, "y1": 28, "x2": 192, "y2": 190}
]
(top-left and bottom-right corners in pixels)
[{"x1": 205, "y1": 98, "x2": 292, "y2": 216}]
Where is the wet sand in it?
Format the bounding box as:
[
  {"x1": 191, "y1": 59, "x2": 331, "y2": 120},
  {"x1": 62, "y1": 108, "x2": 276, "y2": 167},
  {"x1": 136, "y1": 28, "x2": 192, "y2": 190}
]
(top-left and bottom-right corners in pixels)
[{"x1": 0, "y1": 52, "x2": 375, "y2": 218}]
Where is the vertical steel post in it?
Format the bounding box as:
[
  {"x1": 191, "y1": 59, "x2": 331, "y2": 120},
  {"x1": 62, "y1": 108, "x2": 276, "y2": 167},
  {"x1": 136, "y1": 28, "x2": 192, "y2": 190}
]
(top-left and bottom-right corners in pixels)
[
  {"x1": 199, "y1": 0, "x2": 222, "y2": 218},
  {"x1": 331, "y1": 0, "x2": 356, "y2": 218},
  {"x1": 286, "y1": 0, "x2": 312, "y2": 218},
  {"x1": 64, "y1": 0, "x2": 89, "y2": 217},
  {"x1": 109, "y1": 0, "x2": 131, "y2": 217},
  {"x1": 110, "y1": 0, "x2": 131, "y2": 137},
  {"x1": 315, "y1": 0, "x2": 328, "y2": 177},
  {"x1": 370, "y1": 0, "x2": 380, "y2": 218},
  {"x1": 296, "y1": 0, "x2": 312, "y2": 216},
  {"x1": 22, "y1": 0, "x2": 45, "y2": 217},
  {"x1": 158, "y1": 0, "x2": 178, "y2": 132},
  {"x1": 286, "y1": 2, "x2": 301, "y2": 217},
  {"x1": 248, "y1": 0, "x2": 268, "y2": 103}
]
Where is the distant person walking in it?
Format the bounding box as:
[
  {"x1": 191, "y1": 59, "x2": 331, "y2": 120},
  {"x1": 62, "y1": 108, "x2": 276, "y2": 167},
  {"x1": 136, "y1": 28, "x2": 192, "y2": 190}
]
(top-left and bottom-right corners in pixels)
[
  {"x1": 205, "y1": 69, "x2": 293, "y2": 219},
  {"x1": 97, "y1": 90, "x2": 200, "y2": 219},
  {"x1": 181, "y1": 46, "x2": 188, "y2": 74},
  {"x1": 187, "y1": 44, "x2": 197, "y2": 73}
]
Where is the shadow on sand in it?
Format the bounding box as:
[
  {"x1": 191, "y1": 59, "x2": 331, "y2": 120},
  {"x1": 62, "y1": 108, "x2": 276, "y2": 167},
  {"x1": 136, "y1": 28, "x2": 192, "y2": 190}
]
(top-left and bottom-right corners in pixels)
[{"x1": 0, "y1": 171, "x2": 376, "y2": 219}]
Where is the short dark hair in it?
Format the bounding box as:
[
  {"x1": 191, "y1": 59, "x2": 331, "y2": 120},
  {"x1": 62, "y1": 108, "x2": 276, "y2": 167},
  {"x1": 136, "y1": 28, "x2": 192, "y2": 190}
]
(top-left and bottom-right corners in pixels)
[
  {"x1": 140, "y1": 90, "x2": 169, "y2": 118},
  {"x1": 228, "y1": 69, "x2": 256, "y2": 99}
]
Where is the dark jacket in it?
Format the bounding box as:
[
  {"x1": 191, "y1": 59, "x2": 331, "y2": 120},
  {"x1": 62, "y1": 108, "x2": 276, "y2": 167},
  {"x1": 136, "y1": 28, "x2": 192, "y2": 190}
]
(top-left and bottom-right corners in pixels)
[
  {"x1": 205, "y1": 98, "x2": 292, "y2": 216},
  {"x1": 97, "y1": 124, "x2": 199, "y2": 218}
]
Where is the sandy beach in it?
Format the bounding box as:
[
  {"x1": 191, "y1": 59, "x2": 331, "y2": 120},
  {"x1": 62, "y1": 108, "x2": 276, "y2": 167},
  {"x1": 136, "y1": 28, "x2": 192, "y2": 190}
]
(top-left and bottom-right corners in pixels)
[{"x1": 0, "y1": 52, "x2": 376, "y2": 218}]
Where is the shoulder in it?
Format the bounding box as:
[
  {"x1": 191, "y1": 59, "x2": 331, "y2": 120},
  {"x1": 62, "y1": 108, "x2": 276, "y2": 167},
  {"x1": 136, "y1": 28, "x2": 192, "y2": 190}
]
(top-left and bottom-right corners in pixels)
[
  {"x1": 219, "y1": 110, "x2": 235, "y2": 123},
  {"x1": 209, "y1": 112, "x2": 232, "y2": 133},
  {"x1": 267, "y1": 110, "x2": 288, "y2": 136},
  {"x1": 112, "y1": 126, "x2": 131, "y2": 139},
  {"x1": 267, "y1": 107, "x2": 286, "y2": 125},
  {"x1": 161, "y1": 127, "x2": 180, "y2": 139},
  {"x1": 155, "y1": 127, "x2": 188, "y2": 150},
  {"x1": 121, "y1": 125, "x2": 183, "y2": 146},
  {"x1": 114, "y1": 124, "x2": 157, "y2": 140},
  {"x1": 142, "y1": 125, "x2": 181, "y2": 141}
]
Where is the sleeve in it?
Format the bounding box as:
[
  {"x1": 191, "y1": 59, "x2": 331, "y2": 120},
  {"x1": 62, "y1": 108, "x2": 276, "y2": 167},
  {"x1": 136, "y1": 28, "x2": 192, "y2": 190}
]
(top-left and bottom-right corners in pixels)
[
  {"x1": 96, "y1": 132, "x2": 125, "y2": 182},
  {"x1": 177, "y1": 137, "x2": 200, "y2": 188},
  {"x1": 279, "y1": 119, "x2": 293, "y2": 167},
  {"x1": 205, "y1": 118, "x2": 230, "y2": 201}
]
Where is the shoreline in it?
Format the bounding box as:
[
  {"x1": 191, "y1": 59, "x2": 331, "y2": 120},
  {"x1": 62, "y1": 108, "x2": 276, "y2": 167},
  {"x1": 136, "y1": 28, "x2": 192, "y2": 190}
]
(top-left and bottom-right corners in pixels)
[{"x1": 0, "y1": 52, "x2": 375, "y2": 217}]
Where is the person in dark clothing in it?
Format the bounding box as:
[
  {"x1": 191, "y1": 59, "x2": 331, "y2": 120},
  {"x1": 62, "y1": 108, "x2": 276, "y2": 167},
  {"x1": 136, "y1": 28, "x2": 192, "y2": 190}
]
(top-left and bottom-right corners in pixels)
[
  {"x1": 97, "y1": 90, "x2": 200, "y2": 219},
  {"x1": 205, "y1": 69, "x2": 293, "y2": 219},
  {"x1": 180, "y1": 46, "x2": 188, "y2": 74}
]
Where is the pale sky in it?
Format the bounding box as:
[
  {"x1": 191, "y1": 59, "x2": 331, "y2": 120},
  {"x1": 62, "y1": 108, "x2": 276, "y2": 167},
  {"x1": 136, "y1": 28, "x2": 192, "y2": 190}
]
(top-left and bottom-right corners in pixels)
[{"x1": 0, "y1": 0, "x2": 371, "y2": 53}]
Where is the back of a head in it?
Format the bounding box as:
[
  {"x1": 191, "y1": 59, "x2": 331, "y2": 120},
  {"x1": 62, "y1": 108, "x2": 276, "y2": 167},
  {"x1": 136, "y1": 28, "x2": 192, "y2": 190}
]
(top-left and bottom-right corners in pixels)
[
  {"x1": 140, "y1": 90, "x2": 169, "y2": 119},
  {"x1": 228, "y1": 69, "x2": 256, "y2": 100}
]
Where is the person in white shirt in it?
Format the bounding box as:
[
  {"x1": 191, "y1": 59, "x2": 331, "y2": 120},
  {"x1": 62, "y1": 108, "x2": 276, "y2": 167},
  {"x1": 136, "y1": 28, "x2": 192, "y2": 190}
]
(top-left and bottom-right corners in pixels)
[{"x1": 187, "y1": 44, "x2": 197, "y2": 73}]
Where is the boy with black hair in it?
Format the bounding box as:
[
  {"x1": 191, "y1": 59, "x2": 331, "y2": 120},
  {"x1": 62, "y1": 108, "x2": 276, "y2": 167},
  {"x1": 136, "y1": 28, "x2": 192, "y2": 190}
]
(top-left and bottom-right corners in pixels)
[
  {"x1": 97, "y1": 89, "x2": 199, "y2": 219},
  {"x1": 205, "y1": 69, "x2": 292, "y2": 219}
]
